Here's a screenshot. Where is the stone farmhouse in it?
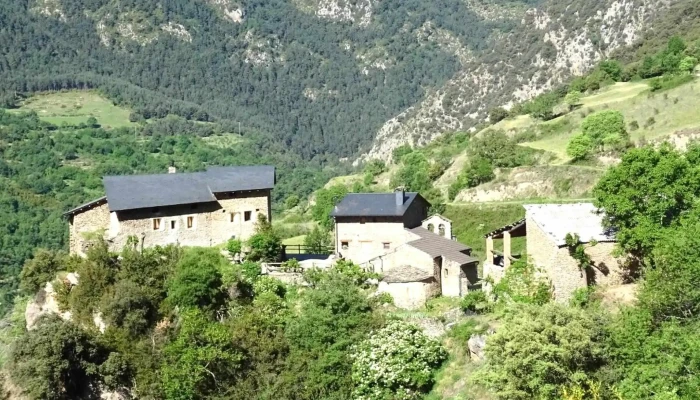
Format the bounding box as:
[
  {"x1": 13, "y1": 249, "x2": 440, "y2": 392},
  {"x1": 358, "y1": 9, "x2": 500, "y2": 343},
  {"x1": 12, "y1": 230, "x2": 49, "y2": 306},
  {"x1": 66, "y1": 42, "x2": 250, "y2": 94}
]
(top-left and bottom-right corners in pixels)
[
  {"x1": 65, "y1": 166, "x2": 275, "y2": 255},
  {"x1": 484, "y1": 203, "x2": 623, "y2": 302},
  {"x1": 331, "y1": 189, "x2": 478, "y2": 309}
]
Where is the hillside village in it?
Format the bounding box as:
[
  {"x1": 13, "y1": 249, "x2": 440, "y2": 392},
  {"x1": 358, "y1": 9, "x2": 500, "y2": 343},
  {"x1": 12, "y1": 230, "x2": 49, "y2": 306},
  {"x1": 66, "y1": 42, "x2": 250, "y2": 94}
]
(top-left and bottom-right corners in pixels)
[{"x1": 1, "y1": 2, "x2": 700, "y2": 399}]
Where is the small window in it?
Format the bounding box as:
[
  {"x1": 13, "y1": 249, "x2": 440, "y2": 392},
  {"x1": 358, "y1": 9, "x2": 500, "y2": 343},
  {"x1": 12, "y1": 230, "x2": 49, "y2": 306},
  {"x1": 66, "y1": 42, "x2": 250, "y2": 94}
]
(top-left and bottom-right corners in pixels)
[
  {"x1": 341, "y1": 241, "x2": 349, "y2": 250},
  {"x1": 244, "y1": 211, "x2": 252, "y2": 221},
  {"x1": 444, "y1": 268, "x2": 448, "y2": 276},
  {"x1": 170, "y1": 220, "x2": 176, "y2": 230},
  {"x1": 187, "y1": 216, "x2": 194, "y2": 229},
  {"x1": 152, "y1": 218, "x2": 161, "y2": 231},
  {"x1": 230, "y1": 213, "x2": 238, "y2": 223},
  {"x1": 383, "y1": 242, "x2": 390, "y2": 250}
]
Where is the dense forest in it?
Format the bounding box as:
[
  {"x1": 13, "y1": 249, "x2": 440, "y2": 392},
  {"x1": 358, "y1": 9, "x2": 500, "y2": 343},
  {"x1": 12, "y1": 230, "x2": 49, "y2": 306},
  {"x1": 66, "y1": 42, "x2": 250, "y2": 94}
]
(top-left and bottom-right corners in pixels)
[{"x1": 0, "y1": 0, "x2": 519, "y2": 159}]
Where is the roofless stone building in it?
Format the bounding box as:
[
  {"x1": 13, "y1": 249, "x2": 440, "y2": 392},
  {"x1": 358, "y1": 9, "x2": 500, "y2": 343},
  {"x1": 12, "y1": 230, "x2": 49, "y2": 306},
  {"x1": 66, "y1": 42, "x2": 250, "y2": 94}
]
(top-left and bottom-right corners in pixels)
[
  {"x1": 484, "y1": 203, "x2": 624, "y2": 302},
  {"x1": 65, "y1": 166, "x2": 275, "y2": 255}
]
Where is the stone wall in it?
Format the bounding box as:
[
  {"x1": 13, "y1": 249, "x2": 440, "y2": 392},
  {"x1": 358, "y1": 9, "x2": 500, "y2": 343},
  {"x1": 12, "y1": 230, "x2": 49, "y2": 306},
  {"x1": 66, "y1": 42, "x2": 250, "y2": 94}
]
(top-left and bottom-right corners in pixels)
[
  {"x1": 378, "y1": 279, "x2": 439, "y2": 310},
  {"x1": 69, "y1": 203, "x2": 110, "y2": 255},
  {"x1": 526, "y1": 216, "x2": 623, "y2": 302},
  {"x1": 441, "y1": 258, "x2": 463, "y2": 297},
  {"x1": 368, "y1": 242, "x2": 434, "y2": 275},
  {"x1": 69, "y1": 190, "x2": 271, "y2": 254},
  {"x1": 335, "y1": 217, "x2": 416, "y2": 264}
]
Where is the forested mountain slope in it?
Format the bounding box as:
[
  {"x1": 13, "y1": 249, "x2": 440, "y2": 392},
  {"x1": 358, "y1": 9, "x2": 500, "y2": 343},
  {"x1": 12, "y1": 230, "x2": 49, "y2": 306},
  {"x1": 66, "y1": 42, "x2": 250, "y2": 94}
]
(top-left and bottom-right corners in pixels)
[{"x1": 1, "y1": 0, "x2": 697, "y2": 162}]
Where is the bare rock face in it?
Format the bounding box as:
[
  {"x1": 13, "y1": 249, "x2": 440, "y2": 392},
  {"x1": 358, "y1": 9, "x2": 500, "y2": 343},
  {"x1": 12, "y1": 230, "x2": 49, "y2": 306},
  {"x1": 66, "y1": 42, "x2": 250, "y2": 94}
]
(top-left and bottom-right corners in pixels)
[
  {"x1": 468, "y1": 333, "x2": 488, "y2": 361},
  {"x1": 25, "y1": 282, "x2": 72, "y2": 330}
]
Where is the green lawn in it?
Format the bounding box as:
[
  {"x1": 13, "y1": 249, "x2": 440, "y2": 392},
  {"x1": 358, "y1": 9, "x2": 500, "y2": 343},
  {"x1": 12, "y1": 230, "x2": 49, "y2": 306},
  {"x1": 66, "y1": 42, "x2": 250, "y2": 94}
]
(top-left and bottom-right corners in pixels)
[
  {"x1": 520, "y1": 78, "x2": 700, "y2": 161},
  {"x1": 282, "y1": 235, "x2": 307, "y2": 246},
  {"x1": 11, "y1": 91, "x2": 135, "y2": 128}
]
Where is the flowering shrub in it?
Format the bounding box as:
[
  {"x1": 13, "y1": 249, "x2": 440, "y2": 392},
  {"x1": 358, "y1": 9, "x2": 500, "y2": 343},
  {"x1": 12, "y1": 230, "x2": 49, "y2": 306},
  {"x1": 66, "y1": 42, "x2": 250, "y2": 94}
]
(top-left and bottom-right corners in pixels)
[{"x1": 351, "y1": 320, "x2": 448, "y2": 400}]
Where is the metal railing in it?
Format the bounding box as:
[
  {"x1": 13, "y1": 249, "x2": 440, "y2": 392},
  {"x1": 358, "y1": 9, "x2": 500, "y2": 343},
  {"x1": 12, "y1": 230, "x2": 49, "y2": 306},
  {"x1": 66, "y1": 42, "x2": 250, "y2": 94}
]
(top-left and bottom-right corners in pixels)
[{"x1": 282, "y1": 245, "x2": 334, "y2": 255}]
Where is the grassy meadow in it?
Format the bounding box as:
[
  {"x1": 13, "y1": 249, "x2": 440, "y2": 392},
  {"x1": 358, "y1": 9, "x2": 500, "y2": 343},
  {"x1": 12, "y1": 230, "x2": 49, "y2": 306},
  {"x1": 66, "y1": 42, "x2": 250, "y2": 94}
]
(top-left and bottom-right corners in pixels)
[
  {"x1": 520, "y1": 78, "x2": 700, "y2": 160},
  {"x1": 11, "y1": 91, "x2": 135, "y2": 128}
]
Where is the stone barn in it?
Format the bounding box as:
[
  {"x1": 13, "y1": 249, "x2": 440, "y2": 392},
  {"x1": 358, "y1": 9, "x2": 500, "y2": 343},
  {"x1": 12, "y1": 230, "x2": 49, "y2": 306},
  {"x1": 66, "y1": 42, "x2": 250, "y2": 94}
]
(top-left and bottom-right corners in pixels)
[
  {"x1": 484, "y1": 203, "x2": 624, "y2": 302},
  {"x1": 65, "y1": 166, "x2": 275, "y2": 255}
]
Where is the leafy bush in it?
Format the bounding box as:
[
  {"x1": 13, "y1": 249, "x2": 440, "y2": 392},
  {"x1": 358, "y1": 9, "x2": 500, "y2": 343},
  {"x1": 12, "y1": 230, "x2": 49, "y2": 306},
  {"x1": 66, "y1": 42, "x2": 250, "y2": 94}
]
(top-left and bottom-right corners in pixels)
[
  {"x1": 391, "y1": 152, "x2": 432, "y2": 192},
  {"x1": 492, "y1": 259, "x2": 551, "y2": 305},
  {"x1": 460, "y1": 290, "x2": 491, "y2": 314},
  {"x1": 469, "y1": 130, "x2": 539, "y2": 168},
  {"x1": 479, "y1": 303, "x2": 607, "y2": 400},
  {"x1": 351, "y1": 320, "x2": 448, "y2": 400},
  {"x1": 593, "y1": 144, "x2": 700, "y2": 259},
  {"x1": 303, "y1": 225, "x2": 332, "y2": 254},
  {"x1": 247, "y1": 214, "x2": 282, "y2": 262},
  {"x1": 239, "y1": 260, "x2": 262, "y2": 282},
  {"x1": 9, "y1": 316, "x2": 110, "y2": 400},
  {"x1": 280, "y1": 258, "x2": 301, "y2": 273},
  {"x1": 569, "y1": 287, "x2": 597, "y2": 309},
  {"x1": 392, "y1": 144, "x2": 414, "y2": 162},
  {"x1": 100, "y1": 280, "x2": 158, "y2": 336},
  {"x1": 284, "y1": 194, "x2": 300, "y2": 209},
  {"x1": 161, "y1": 309, "x2": 242, "y2": 400},
  {"x1": 252, "y1": 276, "x2": 286, "y2": 298},
  {"x1": 580, "y1": 110, "x2": 629, "y2": 152},
  {"x1": 489, "y1": 107, "x2": 508, "y2": 124},
  {"x1": 226, "y1": 238, "x2": 242, "y2": 258},
  {"x1": 566, "y1": 133, "x2": 594, "y2": 161},
  {"x1": 19, "y1": 249, "x2": 65, "y2": 294},
  {"x1": 166, "y1": 248, "x2": 225, "y2": 310},
  {"x1": 311, "y1": 185, "x2": 348, "y2": 230},
  {"x1": 604, "y1": 307, "x2": 700, "y2": 398},
  {"x1": 447, "y1": 319, "x2": 485, "y2": 352}
]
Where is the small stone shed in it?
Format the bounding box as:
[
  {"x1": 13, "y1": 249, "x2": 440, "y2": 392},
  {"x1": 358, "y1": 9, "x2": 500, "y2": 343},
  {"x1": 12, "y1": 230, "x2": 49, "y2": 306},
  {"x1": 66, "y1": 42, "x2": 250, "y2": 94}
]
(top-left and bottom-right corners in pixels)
[
  {"x1": 378, "y1": 265, "x2": 440, "y2": 310},
  {"x1": 484, "y1": 203, "x2": 624, "y2": 302}
]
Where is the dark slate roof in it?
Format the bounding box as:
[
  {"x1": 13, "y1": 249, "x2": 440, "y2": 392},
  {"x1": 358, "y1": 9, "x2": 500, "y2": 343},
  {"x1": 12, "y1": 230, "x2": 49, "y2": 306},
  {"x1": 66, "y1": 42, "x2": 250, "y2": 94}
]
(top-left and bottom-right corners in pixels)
[
  {"x1": 407, "y1": 227, "x2": 477, "y2": 265},
  {"x1": 64, "y1": 196, "x2": 107, "y2": 216},
  {"x1": 101, "y1": 166, "x2": 274, "y2": 212},
  {"x1": 206, "y1": 166, "x2": 276, "y2": 193},
  {"x1": 382, "y1": 265, "x2": 435, "y2": 283},
  {"x1": 330, "y1": 192, "x2": 425, "y2": 217}
]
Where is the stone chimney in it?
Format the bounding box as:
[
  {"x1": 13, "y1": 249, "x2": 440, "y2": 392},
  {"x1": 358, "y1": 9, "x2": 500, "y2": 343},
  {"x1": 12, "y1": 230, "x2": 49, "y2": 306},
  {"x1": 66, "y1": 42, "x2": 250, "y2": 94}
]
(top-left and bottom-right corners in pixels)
[
  {"x1": 168, "y1": 166, "x2": 177, "y2": 174},
  {"x1": 395, "y1": 187, "x2": 405, "y2": 206}
]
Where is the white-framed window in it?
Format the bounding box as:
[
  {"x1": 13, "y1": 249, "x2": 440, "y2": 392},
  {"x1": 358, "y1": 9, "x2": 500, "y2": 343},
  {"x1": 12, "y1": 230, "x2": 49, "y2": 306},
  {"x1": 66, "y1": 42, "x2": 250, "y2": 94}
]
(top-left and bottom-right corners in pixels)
[
  {"x1": 341, "y1": 241, "x2": 349, "y2": 250},
  {"x1": 152, "y1": 218, "x2": 162, "y2": 231},
  {"x1": 383, "y1": 242, "x2": 390, "y2": 250},
  {"x1": 170, "y1": 220, "x2": 177, "y2": 230},
  {"x1": 244, "y1": 211, "x2": 252, "y2": 222},
  {"x1": 230, "y1": 212, "x2": 240, "y2": 223},
  {"x1": 186, "y1": 216, "x2": 195, "y2": 229}
]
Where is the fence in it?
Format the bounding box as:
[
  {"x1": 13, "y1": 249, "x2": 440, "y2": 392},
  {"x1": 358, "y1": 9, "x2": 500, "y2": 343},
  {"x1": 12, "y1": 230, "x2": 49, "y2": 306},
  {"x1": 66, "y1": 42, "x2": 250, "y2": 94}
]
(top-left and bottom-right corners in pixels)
[{"x1": 282, "y1": 244, "x2": 334, "y2": 255}]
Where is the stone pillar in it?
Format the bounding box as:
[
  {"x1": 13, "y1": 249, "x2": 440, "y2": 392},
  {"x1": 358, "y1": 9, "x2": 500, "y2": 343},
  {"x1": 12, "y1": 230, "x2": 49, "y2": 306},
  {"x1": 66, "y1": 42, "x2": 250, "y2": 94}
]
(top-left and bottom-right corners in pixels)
[
  {"x1": 486, "y1": 236, "x2": 494, "y2": 264},
  {"x1": 503, "y1": 231, "x2": 512, "y2": 269}
]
